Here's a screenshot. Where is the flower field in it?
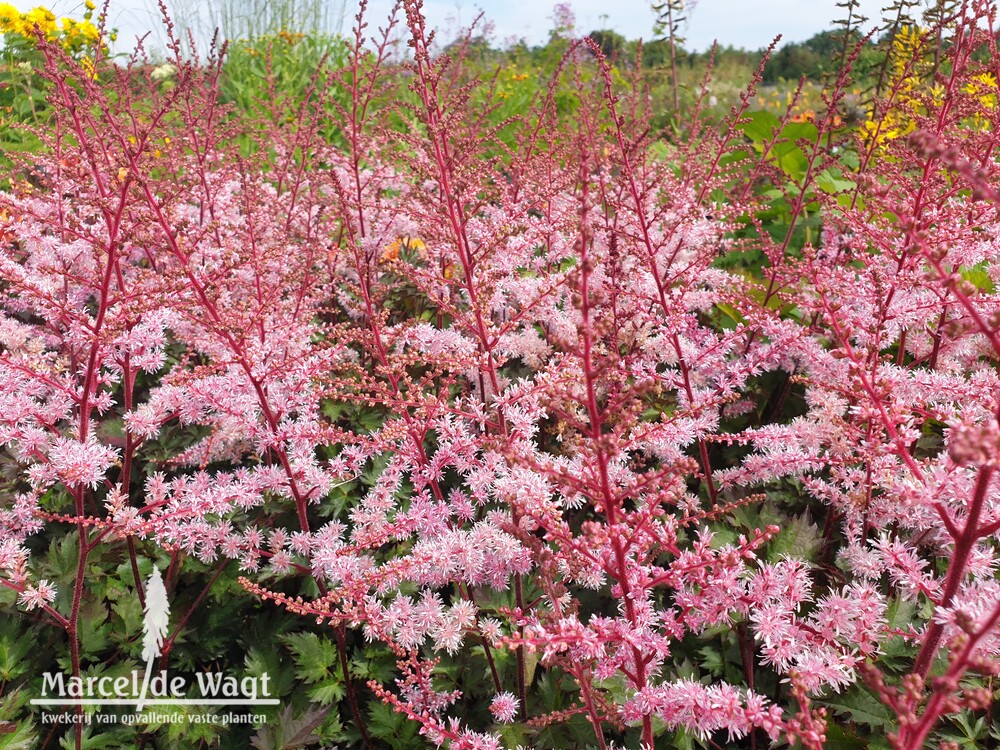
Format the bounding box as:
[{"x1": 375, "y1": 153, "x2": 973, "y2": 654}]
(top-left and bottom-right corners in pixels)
[{"x1": 1, "y1": 1, "x2": 1000, "y2": 749}]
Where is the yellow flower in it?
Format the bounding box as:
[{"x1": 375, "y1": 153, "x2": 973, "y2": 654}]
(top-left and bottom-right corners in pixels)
[
  {"x1": 71, "y1": 18, "x2": 99, "y2": 44},
  {"x1": 891, "y1": 25, "x2": 923, "y2": 76},
  {"x1": 963, "y1": 72, "x2": 998, "y2": 111},
  {"x1": 85, "y1": 0, "x2": 95, "y2": 9},
  {"x1": 929, "y1": 83, "x2": 946, "y2": 107},
  {"x1": 25, "y1": 6, "x2": 56, "y2": 37},
  {"x1": 0, "y1": 3, "x2": 20, "y2": 33}
]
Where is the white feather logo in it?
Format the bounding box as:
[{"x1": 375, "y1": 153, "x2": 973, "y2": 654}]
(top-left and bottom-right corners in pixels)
[{"x1": 137, "y1": 566, "x2": 170, "y2": 710}]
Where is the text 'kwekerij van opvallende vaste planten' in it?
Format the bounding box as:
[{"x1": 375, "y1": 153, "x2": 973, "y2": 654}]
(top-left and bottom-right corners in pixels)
[{"x1": 1, "y1": 0, "x2": 1000, "y2": 748}]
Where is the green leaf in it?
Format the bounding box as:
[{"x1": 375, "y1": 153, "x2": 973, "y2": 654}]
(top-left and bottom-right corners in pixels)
[
  {"x1": 715, "y1": 302, "x2": 746, "y2": 328},
  {"x1": 523, "y1": 646, "x2": 540, "y2": 687},
  {"x1": 960, "y1": 262, "x2": 995, "y2": 293},
  {"x1": 885, "y1": 597, "x2": 917, "y2": 631},
  {"x1": 738, "y1": 110, "x2": 781, "y2": 145},
  {"x1": 0, "y1": 626, "x2": 31, "y2": 681},
  {"x1": 245, "y1": 646, "x2": 294, "y2": 698},
  {"x1": 280, "y1": 633, "x2": 340, "y2": 684},
  {"x1": 697, "y1": 645, "x2": 725, "y2": 676},
  {"x1": 708, "y1": 525, "x2": 739, "y2": 549},
  {"x1": 670, "y1": 727, "x2": 696, "y2": 750},
  {"x1": 0, "y1": 720, "x2": 34, "y2": 750},
  {"x1": 58, "y1": 727, "x2": 133, "y2": 750},
  {"x1": 781, "y1": 121, "x2": 820, "y2": 144},
  {"x1": 771, "y1": 139, "x2": 808, "y2": 180},
  {"x1": 251, "y1": 705, "x2": 331, "y2": 750},
  {"x1": 820, "y1": 724, "x2": 868, "y2": 750},
  {"x1": 307, "y1": 680, "x2": 345, "y2": 705},
  {"x1": 0, "y1": 690, "x2": 35, "y2": 750},
  {"x1": 822, "y1": 686, "x2": 895, "y2": 730},
  {"x1": 367, "y1": 702, "x2": 420, "y2": 750},
  {"x1": 768, "y1": 512, "x2": 822, "y2": 562},
  {"x1": 816, "y1": 169, "x2": 855, "y2": 194}
]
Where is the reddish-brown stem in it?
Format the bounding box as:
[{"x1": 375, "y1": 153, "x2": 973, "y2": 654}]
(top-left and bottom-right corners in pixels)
[
  {"x1": 576, "y1": 161, "x2": 654, "y2": 749},
  {"x1": 901, "y1": 598, "x2": 1000, "y2": 750},
  {"x1": 335, "y1": 623, "x2": 374, "y2": 750},
  {"x1": 158, "y1": 563, "x2": 228, "y2": 667},
  {"x1": 912, "y1": 463, "x2": 994, "y2": 679}
]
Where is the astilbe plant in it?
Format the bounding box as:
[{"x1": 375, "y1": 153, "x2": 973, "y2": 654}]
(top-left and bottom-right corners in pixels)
[{"x1": 1, "y1": 1, "x2": 1000, "y2": 749}]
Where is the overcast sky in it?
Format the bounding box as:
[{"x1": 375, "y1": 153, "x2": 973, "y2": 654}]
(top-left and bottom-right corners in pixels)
[{"x1": 27, "y1": 0, "x2": 893, "y2": 52}]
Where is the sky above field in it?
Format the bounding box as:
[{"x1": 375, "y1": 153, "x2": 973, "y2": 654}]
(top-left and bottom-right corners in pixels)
[
  {"x1": 383, "y1": 0, "x2": 891, "y2": 50},
  {"x1": 31, "y1": 0, "x2": 890, "y2": 52}
]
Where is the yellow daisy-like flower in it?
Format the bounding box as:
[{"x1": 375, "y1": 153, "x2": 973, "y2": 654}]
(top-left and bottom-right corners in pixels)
[
  {"x1": 963, "y1": 72, "x2": 998, "y2": 110},
  {"x1": 25, "y1": 6, "x2": 57, "y2": 37},
  {"x1": 78, "y1": 19, "x2": 99, "y2": 43},
  {"x1": 0, "y1": 3, "x2": 20, "y2": 33}
]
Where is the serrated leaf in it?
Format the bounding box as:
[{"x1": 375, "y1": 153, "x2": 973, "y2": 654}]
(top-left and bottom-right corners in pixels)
[
  {"x1": 823, "y1": 687, "x2": 895, "y2": 730},
  {"x1": 0, "y1": 721, "x2": 34, "y2": 750},
  {"x1": 697, "y1": 645, "x2": 724, "y2": 675},
  {"x1": 768, "y1": 512, "x2": 822, "y2": 562},
  {"x1": 708, "y1": 525, "x2": 739, "y2": 549},
  {"x1": 0, "y1": 690, "x2": 34, "y2": 750},
  {"x1": 816, "y1": 169, "x2": 855, "y2": 194},
  {"x1": 308, "y1": 680, "x2": 345, "y2": 705},
  {"x1": 671, "y1": 727, "x2": 695, "y2": 750},
  {"x1": 367, "y1": 701, "x2": 420, "y2": 750},
  {"x1": 58, "y1": 728, "x2": 131, "y2": 750},
  {"x1": 281, "y1": 633, "x2": 339, "y2": 684},
  {"x1": 252, "y1": 705, "x2": 331, "y2": 750},
  {"x1": 715, "y1": 302, "x2": 746, "y2": 327},
  {"x1": 0, "y1": 632, "x2": 31, "y2": 682}
]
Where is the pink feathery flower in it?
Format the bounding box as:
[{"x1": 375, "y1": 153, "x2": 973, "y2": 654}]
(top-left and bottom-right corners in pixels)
[
  {"x1": 47, "y1": 437, "x2": 118, "y2": 489},
  {"x1": 489, "y1": 692, "x2": 519, "y2": 723},
  {"x1": 18, "y1": 579, "x2": 56, "y2": 611}
]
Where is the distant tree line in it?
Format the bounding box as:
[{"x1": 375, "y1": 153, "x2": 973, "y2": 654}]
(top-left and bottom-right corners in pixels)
[
  {"x1": 584, "y1": 27, "x2": 876, "y2": 82},
  {"x1": 457, "y1": 24, "x2": 995, "y2": 89}
]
